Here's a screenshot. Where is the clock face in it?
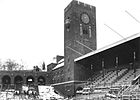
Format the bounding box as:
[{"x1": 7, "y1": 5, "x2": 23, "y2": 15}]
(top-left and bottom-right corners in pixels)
[{"x1": 81, "y1": 13, "x2": 90, "y2": 24}]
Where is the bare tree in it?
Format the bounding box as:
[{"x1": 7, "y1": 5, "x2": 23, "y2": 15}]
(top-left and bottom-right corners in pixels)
[
  {"x1": 0, "y1": 59, "x2": 25, "y2": 71},
  {"x1": 5, "y1": 59, "x2": 17, "y2": 70}
]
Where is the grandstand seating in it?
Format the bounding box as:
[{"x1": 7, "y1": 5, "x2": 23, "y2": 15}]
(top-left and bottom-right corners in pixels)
[
  {"x1": 115, "y1": 69, "x2": 134, "y2": 86},
  {"x1": 79, "y1": 64, "x2": 140, "y2": 100},
  {"x1": 135, "y1": 68, "x2": 140, "y2": 77},
  {"x1": 89, "y1": 68, "x2": 130, "y2": 87},
  {"x1": 89, "y1": 68, "x2": 140, "y2": 86}
]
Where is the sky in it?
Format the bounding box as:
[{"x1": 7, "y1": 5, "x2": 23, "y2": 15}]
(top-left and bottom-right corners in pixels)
[{"x1": 0, "y1": 0, "x2": 140, "y2": 69}]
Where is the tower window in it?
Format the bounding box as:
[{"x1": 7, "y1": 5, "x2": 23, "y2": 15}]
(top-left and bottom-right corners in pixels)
[
  {"x1": 83, "y1": 29, "x2": 88, "y2": 34},
  {"x1": 65, "y1": 23, "x2": 70, "y2": 31},
  {"x1": 65, "y1": 17, "x2": 70, "y2": 24},
  {"x1": 80, "y1": 24, "x2": 83, "y2": 35},
  {"x1": 89, "y1": 26, "x2": 91, "y2": 38},
  {"x1": 65, "y1": 17, "x2": 71, "y2": 32}
]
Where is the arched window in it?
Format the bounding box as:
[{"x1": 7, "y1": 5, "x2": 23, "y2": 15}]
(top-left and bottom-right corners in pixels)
[
  {"x1": 14, "y1": 75, "x2": 23, "y2": 90},
  {"x1": 38, "y1": 76, "x2": 46, "y2": 85},
  {"x1": 2, "y1": 75, "x2": 11, "y2": 90},
  {"x1": 26, "y1": 75, "x2": 34, "y2": 85}
]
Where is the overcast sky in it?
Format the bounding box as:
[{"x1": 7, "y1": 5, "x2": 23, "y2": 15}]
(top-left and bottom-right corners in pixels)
[{"x1": 0, "y1": 0, "x2": 140, "y2": 69}]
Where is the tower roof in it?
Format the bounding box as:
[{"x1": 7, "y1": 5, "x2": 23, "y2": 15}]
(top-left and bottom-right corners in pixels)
[{"x1": 64, "y1": 0, "x2": 95, "y2": 13}]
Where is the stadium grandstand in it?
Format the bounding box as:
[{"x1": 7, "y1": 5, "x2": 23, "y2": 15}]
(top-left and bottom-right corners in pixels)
[{"x1": 74, "y1": 33, "x2": 140, "y2": 100}]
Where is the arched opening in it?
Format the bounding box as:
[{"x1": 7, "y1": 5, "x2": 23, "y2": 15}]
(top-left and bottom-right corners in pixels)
[
  {"x1": 2, "y1": 75, "x2": 11, "y2": 90},
  {"x1": 26, "y1": 76, "x2": 34, "y2": 86},
  {"x1": 76, "y1": 86, "x2": 83, "y2": 91},
  {"x1": 38, "y1": 76, "x2": 46, "y2": 85},
  {"x1": 14, "y1": 75, "x2": 23, "y2": 91}
]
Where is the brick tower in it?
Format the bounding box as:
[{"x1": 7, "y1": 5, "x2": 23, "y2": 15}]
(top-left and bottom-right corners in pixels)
[
  {"x1": 64, "y1": 0, "x2": 96, "y2": 60},
  {"x1": 52, "y1": 0, "x2": 97, "y2": 97},
  {"x1": 63, "y1": 0, "x2": 97, "y2": 96}
]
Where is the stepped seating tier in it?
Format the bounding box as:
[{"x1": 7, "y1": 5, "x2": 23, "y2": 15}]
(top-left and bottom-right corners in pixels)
[{"x1": 85, "y1": 66, "x2": 140, "y2": 91}]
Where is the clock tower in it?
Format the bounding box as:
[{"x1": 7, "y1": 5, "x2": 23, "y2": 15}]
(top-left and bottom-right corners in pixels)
[
  {"x1": 52, "y1": 0, "x2": 96, "y2": 97},
  {"x1": 63, "y1": 0, "x2": 97, "y2": 96},
  {"x1": 64, "y1": 0, "x2": 96, "y2": 60}
]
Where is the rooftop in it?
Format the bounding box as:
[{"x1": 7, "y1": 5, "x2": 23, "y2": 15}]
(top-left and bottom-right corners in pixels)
[{"x1": 75, "y1": 33, "x2": 140, "y2": 62}]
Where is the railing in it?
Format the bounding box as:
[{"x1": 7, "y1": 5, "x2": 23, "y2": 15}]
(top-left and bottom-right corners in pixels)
[{"x1": 118, "y1": 78, "x2": 139, "y2": 97}]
